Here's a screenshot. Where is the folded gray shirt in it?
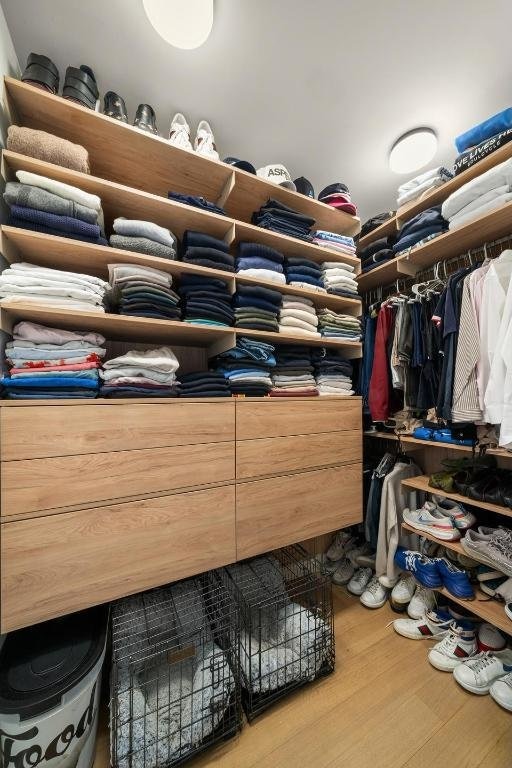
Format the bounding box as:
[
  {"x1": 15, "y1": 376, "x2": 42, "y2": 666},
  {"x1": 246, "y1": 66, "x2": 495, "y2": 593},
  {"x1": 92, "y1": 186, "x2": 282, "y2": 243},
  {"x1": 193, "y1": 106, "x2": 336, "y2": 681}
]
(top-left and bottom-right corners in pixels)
[
  {"x1": 4, "y1": 181, "x2": 98, "y2": 224},
  {"x1": 110, "y1": 234, "x2": 176, "y2": 260},
  {"x1": 113, "y1": 217, "x2": 177, "y2": 248}
]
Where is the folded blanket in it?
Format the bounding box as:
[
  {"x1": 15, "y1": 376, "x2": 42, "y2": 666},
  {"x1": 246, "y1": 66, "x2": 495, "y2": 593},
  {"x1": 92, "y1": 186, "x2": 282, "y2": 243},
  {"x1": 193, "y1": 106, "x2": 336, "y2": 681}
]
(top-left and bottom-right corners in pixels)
[
  {"x1": 448, "y1": 192, "x2": 512, "y2": 230},
  {"x1": 455, "y1": 107, "x2": 512, "y2": 153},
  {"x1": 7, "y1": 125, "x2": 90, "y2": 174},
  {"x1": 442, "y1": 157, "x2": 512, "y2": 220}
]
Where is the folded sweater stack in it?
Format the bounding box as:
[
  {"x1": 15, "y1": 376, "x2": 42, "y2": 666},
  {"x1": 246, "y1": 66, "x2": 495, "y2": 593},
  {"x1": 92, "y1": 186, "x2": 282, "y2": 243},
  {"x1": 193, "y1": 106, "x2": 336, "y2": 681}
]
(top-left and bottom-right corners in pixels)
[
  {"x1": 393, "y1": 205, "x2": 447, "y2": 253},
  {"x1": 312, "y1": 349, "x2": 354, "y2": 396},
  {"x1": 285, "y1": 257, "x2": 324, "y2": 290},
  {"x1": 233, "y1": 284, "x2": 282, "y2": 332},
  {"x1": 7, "y1": 170, "x2": 107, "y2": 245},
  {"x1": 313, "y1": 230, "x2": 357, "y2": 258},
  {"x1": 442, "y1": 156, "x2": 512, "y2": 231},
  {"x1": 181, "y1": 230, "x2": 235, "y2": 272},
  {"x1": 359, "y1": 236, "x2": 396, "y2": 273},
  {"x1": 109, "y1": 264, "x2": 181, "y2": 320},
  {"x1": 279, "y1": 296, "x2": 320, "y2": 338},
  {"x1": 236, "y1": 242, "x2": 286, "y2": 284},
  {"x1": 100, "y1": 347, "x2": 179, "y2": 398},
  {"x1": 7, "y1": 125, "x2": 90, "y2": 174},
  {"x1": 317, "y1": 309, "x2": 362, "y2": 340},
  {"x1": 179, "y1": 275, "x2": 234, "y2": 327},
  {"x1": 213, "y1": 336, "x2": 275, "y2": 396},
  {"x1": 1, "y1": 321, "x2": 105, "y2": 399},
  {"x1": 321, "y1": 262, "x2": 359, "y2": 297},
  {"x1": 270, "y1": 345, "x2": 318, "y2": 397},
  {"x1": 179, "y1": 371, "x2": 231, "y2": 398},
  {"x1": 110, "y1": 217, "x2": 177, "y2": 260},
  {"x1": 0, "y1": 262, "x2": 109, "y2": 312},
  {"x1": 397, "y1": 166, "x2": 453, "y2": 208},
  {"x1": 252, "y1": 198, "x2": 314, "y2": 242}
]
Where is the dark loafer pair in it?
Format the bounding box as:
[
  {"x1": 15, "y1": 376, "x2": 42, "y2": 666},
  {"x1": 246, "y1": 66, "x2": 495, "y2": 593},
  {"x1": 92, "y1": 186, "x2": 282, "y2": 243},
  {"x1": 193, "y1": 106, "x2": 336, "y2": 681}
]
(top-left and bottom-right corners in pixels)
[
  {"x1": 21, "y1": 53, "x2": 59, "y2": 94},
  {"x1": 103, "y1": 94, "x2": 157, "y2": 134}
]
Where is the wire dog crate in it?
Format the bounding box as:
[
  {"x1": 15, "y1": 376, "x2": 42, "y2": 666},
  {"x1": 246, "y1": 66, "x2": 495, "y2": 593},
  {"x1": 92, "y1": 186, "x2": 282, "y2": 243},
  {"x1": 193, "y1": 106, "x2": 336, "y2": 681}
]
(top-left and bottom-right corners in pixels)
[
  {"x1": 210, "y1": 544, "x2": 334, "y2": 719},
  {"x1": 110, "y1": 574, "x2": 241, "y2": 768}
]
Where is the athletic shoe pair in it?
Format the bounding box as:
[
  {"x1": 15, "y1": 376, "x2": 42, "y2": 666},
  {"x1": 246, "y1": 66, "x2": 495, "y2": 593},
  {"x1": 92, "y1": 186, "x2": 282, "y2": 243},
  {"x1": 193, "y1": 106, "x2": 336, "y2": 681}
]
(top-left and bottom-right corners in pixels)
[
  {"x1": 403, "y1": 498, "x2": 476, "y2": 541},
  {"x1": 394, "y1": 547, "x2": 474, "y2": 599},
  {"x1": 169, "y1": 113, "x2": 219, "y2": 159},
  {"x1": 389, "y1": 575, "x2": 436, "y2": 616}
]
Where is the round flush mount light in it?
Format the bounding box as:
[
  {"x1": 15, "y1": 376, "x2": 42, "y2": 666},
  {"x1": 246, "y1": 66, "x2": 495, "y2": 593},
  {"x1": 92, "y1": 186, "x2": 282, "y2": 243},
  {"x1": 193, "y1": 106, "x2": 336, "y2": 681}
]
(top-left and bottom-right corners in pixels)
[
  {"x1": 143, "y1": 0, "x2": 214, "y2": 50},
  {"x1": 389, "y1": 128, "x2": 438, "y2": 174}
]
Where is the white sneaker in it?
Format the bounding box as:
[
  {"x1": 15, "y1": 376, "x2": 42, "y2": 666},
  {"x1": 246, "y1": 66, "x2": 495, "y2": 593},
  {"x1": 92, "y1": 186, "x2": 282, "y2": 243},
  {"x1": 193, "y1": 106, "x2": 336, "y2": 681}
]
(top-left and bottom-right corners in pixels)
[
  {"x1": 453, "y1": 649, "x2": 512, "y2": 694},
  {"x1": 390, "y1": 575, "x2": 416, "y2": 612},
  {"x1": 168, "y1": 112, "x2": 192, "y2": 150},
  {"x1": 332, "y1": 558, "x2": 354, "y2": 586},
  {"x1": 194, "y1": 119, "x2": 219, "y2": 159},
  {"x1": 478, "y1": 623, "x2": 507, "y2": 652},
  {"x1": 407, "y1": 585, "x2": 436, "y2": 619},
  {"x1": 360, "y1": 576, "x2": 389, "y2": 609},
  {"x1": 393, "y1": 608, "x2": 454, "y2": 640},
  {"x1": 326, "y1": 531, "x2": 355, "y2": 561},
  {"x1": 403, "y1": 502, "x2": 460, "y2": 541},
  {"x1": 428, "y1": 621, "x2": 478, "y2": 671},
  {"x1": 347, "y1": 567, "x2": 373, "y2": 596},
  {"x1": 490, "y1": 671, "x2": 512, "y2": 711},
  {"x1": 433, "y1": 496, "x2": 477, "y2": 530}
]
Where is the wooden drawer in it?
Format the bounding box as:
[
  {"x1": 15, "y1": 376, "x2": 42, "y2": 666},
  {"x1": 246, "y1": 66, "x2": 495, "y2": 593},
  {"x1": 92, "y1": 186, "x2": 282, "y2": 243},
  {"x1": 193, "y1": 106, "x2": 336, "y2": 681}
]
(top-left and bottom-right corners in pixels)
[
  {"x1": 236, "y1": 431, "x2": 361, "y2": 479},
  {"x1": 236, "y1": 463, "x2": 362, "y2": 559},
  {"x1": 1, "y1": 484, "x2": 236, "y2": 632},
  {"x1": 2, "y1": 441, "x2": 235, "y2": 516},
  {"x1": 236, "y1": 398, "x2": 361, "y2": 440},
  {"x1": 1, "y1": 401, "x2": 235, "y2": 460}
]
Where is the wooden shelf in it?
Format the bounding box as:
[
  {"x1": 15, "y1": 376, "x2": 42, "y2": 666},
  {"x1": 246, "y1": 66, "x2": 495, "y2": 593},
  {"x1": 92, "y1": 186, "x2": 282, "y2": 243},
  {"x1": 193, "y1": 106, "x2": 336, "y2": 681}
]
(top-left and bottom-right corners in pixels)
[
  {"x1": 364, "y1": 430, "x2": 512, "y2": 459},
  {"x1": 234, "y1": 327, "x2": 362, "y2": 356},
  {"x1": 5, "y1": 76, "x2": 360, "y2": 237},
  {"x1": 1, "y1": 150, "x2": 360, "y2": 270},
  {"x1": 401, "y1": 475, "x2": 512, "y2": 519},
  {"x1": 355, "y1": 258, "x2": 401, "y2": 291},
  {"x1": 402, "y1": 522, "x2": 464, "y2": 554},
  {"x1": 357, "y1": 216, "x2": 397, "y2": 250},
  {"x1": 435, "y1": 585, "x2": 512, "y2": 636}
]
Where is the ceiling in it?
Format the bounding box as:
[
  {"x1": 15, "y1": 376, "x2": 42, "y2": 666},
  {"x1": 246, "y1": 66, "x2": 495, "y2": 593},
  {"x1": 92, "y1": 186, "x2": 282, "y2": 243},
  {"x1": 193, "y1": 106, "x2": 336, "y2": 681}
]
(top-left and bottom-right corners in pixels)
[{"x1": 2, "y1": 0, "x2": 512, "y2": 222}]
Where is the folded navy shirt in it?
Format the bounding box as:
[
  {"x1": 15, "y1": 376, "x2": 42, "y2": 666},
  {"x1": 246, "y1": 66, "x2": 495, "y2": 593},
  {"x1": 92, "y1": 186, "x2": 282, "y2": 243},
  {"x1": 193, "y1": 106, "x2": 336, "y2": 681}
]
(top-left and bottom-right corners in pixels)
[
  {"x1": 182, "y1": 230, "x2": 229, "y2": 253},
  {"x1": 237, "y1": 241, "x2": 284, "y2": 263},
  {"x1": 237, "y1": 256, "x2": 284, "y2": 272}
]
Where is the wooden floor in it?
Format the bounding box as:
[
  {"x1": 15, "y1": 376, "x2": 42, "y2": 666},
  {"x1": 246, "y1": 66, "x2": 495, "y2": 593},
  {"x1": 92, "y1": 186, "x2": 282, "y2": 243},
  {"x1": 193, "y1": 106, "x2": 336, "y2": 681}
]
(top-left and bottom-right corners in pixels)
[{"x1": 95, "y1": 587, "x2": 512, "y2": 768}]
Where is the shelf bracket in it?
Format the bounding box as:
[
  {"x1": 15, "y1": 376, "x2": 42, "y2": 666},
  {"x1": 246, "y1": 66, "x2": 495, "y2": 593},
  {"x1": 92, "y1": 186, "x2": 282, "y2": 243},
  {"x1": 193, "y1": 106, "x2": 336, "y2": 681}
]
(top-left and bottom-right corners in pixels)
[{"x1": 396, "y1": 258, "x2": 417, "y2": 277}]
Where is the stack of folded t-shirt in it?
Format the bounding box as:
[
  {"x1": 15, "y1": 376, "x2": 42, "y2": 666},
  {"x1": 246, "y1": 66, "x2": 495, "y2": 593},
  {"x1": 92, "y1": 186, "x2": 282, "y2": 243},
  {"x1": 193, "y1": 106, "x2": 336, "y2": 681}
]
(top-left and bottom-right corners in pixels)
[
  {"x1": 108, "y1": 264, "x2": 181, "y2": 320},
  {"x1": 321, "y1": 262, "x2": 359, "y2": 297},
  {"x1": 454, "y1": 107, "x2": 512, "y2": 176},
  {"x1": 397, "y1": 167, "x2": 453, "y2": 208},
  {"x1": 359, "y1": 236, "x2": 396, "y2": 273},
  {"x1": 252, "y1": 199, "x2": 314, "y2": 242},
  {"x1": 312, "y1": 349, "x2": 354, "y2": 396},
  {"x1": 110, "y1": 217, "x2": 177, "y2": 259},
  {"x1": 179, "y1": 371, "x2": 231, "y2": 398},
  {"x1": 318, "y1": 184, "x2": 357, "y2": 215},
  {"x1": 5, "y1": 170, "x2": 107, "y2": 245},
  {"x1": 317, "y1": 309, "x2": 362, "y2": 340},
  {"x1": 279, "y1": 296, "x2": 320, "y2": 337},
  {"x1": 285, "y1": 257, "x2": 324, "y2": 291},
  {"x1": 233, "y1": 284, "x2": 281, "y2": 332},
  {"x1": 181, "y1": 230, "x2": 235, "y2": 272},
  {"x1": 236, "y1": 242, "x2": 285, "y2": 284},
  {"x1": 168, "y1": 190, "x2": 226, "y2": 216},
  {"x1": 100, "y1": 347, "x2": 179, "y2": 398},
  {"x1": 179, "y1": 275, "x2": 234, "y2": 327},
  {"x1": 442, "y1": 157, "x2": 512, "y2": 231},
  {"x1": 393, "y1": 205, "x2": 447, "y2": 254},
  {"x1": 312, "y1": 230, "x2": 357, "y2": 257},
  {"x1": 1, "y1": 320, "x2": 105, "y2": 399},
  {"x1": 0, "y1": 262, "x2": 109, "y2": 312},
  {"x1": 270, "y1": 345, "x2": 318, "y2": 397},
  {"x1": 213, "y1": 336, "x2": 275, "y2": 396}
]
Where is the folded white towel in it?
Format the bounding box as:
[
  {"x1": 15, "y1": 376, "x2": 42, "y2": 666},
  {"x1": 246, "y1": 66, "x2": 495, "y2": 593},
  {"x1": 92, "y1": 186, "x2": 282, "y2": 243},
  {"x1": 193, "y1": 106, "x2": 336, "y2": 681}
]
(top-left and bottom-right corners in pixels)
[{"x1": 278, "y1": 325, "x2": 321, "y2": 338}]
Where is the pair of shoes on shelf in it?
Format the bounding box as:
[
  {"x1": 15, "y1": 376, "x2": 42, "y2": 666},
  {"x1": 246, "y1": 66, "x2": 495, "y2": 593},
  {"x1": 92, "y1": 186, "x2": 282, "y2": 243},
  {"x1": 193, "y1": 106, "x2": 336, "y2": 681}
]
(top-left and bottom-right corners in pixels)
[
  {"x1": 330, "y1": 544, "x2": 373, "y2": 586},
  {"x1": 412, "y1": 425, "x2": 474, "y2": 446},
  {"x1": 169, "y1": 113, "x2": 219, "y2": 159},
  {"x1": 394, "y1": 548, "x2": 475, "y2": 599},
  {"x1": 461, "y1": 526, "x2": 512, "y2": 577},
  {"x1": 103, "y1": 92, "x2": 158, "y2": 135},
  {"x1": 356, "y1": 575, "x2": 436, "y2": 611},
  {"x1": 429, "y1": 455, "x2": 497, "y2": 495},
  {"x1": 403, "y1": 498, "x2": 476, "y2": 542},
  {"x1": 22, "y1": 53, "x2": 98, "y2": 109}
]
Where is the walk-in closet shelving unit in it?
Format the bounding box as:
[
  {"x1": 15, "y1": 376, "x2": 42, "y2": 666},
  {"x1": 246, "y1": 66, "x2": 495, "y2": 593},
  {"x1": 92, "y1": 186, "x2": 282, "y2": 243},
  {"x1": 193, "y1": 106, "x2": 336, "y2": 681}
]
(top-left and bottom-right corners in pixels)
[
  {"x1": 0, "y1": 77, "x2": 364, "y2": 635},
  {"x1": 359, "y1": 178, "x2": 512, "y2": 634}
]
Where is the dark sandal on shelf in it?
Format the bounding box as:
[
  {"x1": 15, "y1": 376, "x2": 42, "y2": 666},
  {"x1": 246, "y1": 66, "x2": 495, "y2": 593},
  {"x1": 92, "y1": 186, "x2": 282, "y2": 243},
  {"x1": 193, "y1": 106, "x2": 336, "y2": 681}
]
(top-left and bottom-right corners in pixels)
[
  {"x1": 62, "y1": 65, "x2": 99, "y2": 109},
  {"x1": 21, "y1": 53, "x2": 59, "y2": 94},
  {"x1": 103, "y1": 91, "x2": 128, "y2": 123},
  {"x1": 134, "y1": 104, "x2": 158, "y2": 135}
]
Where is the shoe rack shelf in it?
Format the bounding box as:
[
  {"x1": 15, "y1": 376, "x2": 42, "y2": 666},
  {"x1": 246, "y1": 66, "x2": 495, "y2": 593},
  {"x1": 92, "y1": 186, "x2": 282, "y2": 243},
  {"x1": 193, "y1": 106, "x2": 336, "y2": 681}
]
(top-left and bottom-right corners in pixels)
[
  {"x1": 401, "y1": 521, "x2": 465, "y2": 555},
  {"x1": 401, "y1": 475, "x2": 512, "y2": 519},
  {"x1": 4, "y1": 76, "x2": 361, "y2": 237},
  {"x1": 364, "y1": 431, "x2": 512, "y2": 460}
]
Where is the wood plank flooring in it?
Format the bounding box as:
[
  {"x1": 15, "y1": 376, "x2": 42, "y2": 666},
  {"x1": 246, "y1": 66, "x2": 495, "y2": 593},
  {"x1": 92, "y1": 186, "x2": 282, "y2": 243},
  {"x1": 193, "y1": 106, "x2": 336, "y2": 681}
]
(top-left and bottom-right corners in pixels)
[{"x1": 94, "y1": 587, "x2": 511, "y2": 768}]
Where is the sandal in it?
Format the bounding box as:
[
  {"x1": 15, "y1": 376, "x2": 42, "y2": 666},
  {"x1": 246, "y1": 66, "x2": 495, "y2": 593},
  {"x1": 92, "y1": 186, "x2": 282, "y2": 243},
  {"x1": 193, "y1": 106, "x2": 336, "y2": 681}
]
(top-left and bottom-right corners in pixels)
[
  {"x1": 62, "y1": 65, "x2": 99, "y2": 109},
  {"x1": 134, "y1": 104, "x2": 158, "y2": 135},
  {"x1": 21, "y1": 53, "x2": 59, "y2": 94}
]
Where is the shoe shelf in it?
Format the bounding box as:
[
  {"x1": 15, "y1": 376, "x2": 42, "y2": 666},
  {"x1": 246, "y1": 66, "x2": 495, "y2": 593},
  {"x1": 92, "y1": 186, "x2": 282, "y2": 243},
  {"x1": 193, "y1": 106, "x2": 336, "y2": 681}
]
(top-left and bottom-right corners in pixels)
[
  {"x1": 401, "y1": 522, "x2": 464, "y2": 555},
  {"x1": 401, "y1": 475, "x2": 512, "y2": 519},
  {"x1": 364, "y1": 431, "x2": 512, "y2": 460},
  {"x1": 4, "y1": 76, "x2": 361, "y2": 237}
]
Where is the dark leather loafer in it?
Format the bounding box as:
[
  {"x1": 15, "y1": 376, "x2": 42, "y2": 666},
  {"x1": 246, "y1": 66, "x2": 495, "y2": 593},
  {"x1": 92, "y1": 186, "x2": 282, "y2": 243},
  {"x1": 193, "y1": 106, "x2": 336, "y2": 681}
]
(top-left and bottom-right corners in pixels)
[
  {"x1": 21, "y1": 53, "x2": 59, "y2": 94},
  {"x1": 134, "y1": 104, "x2": 157, "y2": 135},
  {"x1": 103, "y1": 91, "x2": 128, "y2": 123},
  {"x1": 63, "y1": 65, "x2": 99, "y2": 109}
]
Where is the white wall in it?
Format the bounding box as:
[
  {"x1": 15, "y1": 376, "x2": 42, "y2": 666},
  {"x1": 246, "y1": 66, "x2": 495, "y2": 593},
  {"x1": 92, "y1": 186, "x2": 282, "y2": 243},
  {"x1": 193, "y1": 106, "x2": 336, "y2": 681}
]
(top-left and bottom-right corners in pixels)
[{"x1": 0, "y1": 1, "x2": 19, "y2": 147}]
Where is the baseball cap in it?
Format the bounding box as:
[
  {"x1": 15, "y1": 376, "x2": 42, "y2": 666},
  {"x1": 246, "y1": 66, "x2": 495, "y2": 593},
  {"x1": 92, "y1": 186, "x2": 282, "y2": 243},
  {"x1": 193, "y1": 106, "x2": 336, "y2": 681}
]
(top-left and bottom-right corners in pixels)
[
  {"x1": 294, "y1": 176, "x2": 315, "y2": 198},
  {"x1": 256, "y1": 164, "x2": 296, "y2": 191},
  {"x1": 224, "y1": 156, "x2": 256, "y2": 174},
  {"x1": 318, "y1": 182, "x2": 350, "y2": 200}
]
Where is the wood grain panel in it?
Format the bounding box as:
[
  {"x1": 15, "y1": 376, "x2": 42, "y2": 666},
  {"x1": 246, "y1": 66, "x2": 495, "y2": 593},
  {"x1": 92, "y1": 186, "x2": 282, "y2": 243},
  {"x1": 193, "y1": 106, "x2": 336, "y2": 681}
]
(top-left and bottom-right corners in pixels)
[
  {"x1": 236, "y1": 464, "x2": 362, "y2": 559},
  {"x1": 236, "y1": 398, "x2": 361, "y2": 440},
  {"x1": 2, "y1": 441, "x2": 235, "y2": 515},
  {"x1": 236, "y1": 430, "x2": 361, "y2": 479},
  {"x1": 1, "y1": 484, "x2": 236, "y2": 632},
  {"x1": 1, "y1": 401, "x2": 235, "y2": 460}
]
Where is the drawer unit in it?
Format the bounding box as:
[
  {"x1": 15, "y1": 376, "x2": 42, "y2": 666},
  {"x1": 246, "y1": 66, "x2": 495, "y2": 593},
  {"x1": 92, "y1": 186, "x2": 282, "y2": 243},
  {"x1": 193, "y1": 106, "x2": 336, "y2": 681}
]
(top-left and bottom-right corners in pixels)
[
  {"x1": 1, "y1": 484, "x2": 236, "y2": 632},
  {"x1": 236, "y1": 398, "x2": 361, "y2": 440}
]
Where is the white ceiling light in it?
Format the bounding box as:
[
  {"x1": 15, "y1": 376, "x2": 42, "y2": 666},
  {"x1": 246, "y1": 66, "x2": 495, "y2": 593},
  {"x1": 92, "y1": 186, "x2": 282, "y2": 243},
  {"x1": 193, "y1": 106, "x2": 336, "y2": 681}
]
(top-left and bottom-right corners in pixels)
[
  {"x1": 389, "y1": 128, "x2": 438, "y2": 174},
  {"x1": 143, "y1": 0, "x2": 214, "y2": 50}
]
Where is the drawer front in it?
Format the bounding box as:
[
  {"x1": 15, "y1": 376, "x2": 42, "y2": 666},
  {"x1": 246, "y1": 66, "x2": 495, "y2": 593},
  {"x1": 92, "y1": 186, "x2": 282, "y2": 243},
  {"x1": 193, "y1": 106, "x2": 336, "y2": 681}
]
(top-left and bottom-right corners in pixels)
[
  {"x1": 1, "y1": 401, "x2": 235, "y2": 460},
  {"x1": 1, "y1": 484, "x2": 236, "y2": 632},
  {"x1": 236, "y1": 399, "x2": 361, "y2": 440},
  {"x1": 236, "y1": 464, "x2": 362, "y2": 559},
  {"x1": 2, "y1": 441, "x2": 235, "y2": 516},
  {"x1": 236, "y1": 431, "x2": 361, "y2": 479}
]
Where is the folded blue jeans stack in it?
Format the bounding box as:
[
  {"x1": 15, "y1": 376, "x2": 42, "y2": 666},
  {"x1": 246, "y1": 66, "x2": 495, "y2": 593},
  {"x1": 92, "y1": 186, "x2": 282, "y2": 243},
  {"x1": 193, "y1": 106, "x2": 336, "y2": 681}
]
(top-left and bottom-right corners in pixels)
[
  {"x1": 252, "y1": 198, "x2": 315, "y2": 242},
  {"x1": 213, "y1": 336, "x2": 276, "y2": 396}
]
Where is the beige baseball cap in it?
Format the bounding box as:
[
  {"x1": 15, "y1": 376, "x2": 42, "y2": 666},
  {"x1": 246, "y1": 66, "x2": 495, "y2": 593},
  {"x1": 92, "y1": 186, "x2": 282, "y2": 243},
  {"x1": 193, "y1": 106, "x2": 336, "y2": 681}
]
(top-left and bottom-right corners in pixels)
[{"x1": 256, "y1": 164, "x2": 296, "y2": 191}]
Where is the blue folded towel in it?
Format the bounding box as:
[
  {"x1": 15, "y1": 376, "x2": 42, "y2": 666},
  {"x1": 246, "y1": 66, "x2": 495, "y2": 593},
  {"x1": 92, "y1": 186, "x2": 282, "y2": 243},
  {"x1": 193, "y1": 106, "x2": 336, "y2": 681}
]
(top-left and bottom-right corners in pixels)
[{"x1": 455, "y1": 107, "x2": 512, "y2": 153}]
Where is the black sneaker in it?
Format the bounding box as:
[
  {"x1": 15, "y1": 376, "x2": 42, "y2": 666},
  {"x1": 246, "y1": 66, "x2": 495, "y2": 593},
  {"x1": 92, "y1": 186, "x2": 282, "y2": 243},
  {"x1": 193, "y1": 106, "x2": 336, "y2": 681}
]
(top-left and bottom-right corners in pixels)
[
  {"x1": 62, "y1": 65, "x2": 99, "y2": 109},
  {"x1": 103, "y1": 91, "x2": 128, "y2": 123},
  {"x1": 134, "y1": 104, "x2": 157, "y2": 135},
  {"x1": 21, "y1": 53, "x2": 59, "y2": 94}
]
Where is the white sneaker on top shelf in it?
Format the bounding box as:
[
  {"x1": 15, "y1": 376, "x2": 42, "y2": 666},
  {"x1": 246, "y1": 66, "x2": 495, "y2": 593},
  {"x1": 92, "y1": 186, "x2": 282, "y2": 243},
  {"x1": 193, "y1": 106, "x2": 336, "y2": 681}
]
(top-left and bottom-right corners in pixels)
[
  {"x1": 194, "y1": 119, "x2": 219, "y2": 159},
  {"x1": 168, "y1": 112, "x2": 193, "y2": 150}
]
